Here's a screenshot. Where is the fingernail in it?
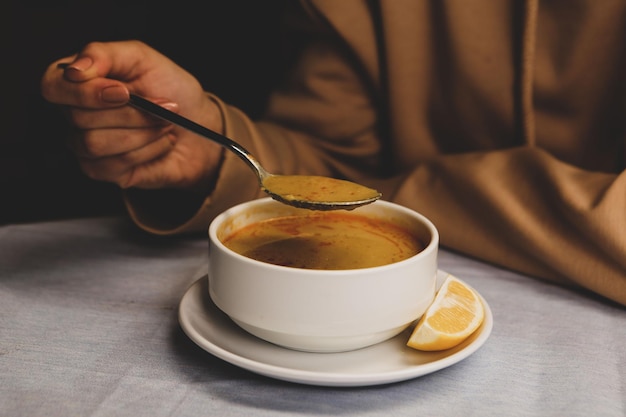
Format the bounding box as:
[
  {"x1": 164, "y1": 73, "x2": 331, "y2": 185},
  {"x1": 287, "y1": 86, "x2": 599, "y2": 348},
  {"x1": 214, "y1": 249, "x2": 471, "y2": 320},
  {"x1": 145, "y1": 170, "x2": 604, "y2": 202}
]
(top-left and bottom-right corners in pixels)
[
  {"x1": 101, "y1": 86, "x2": 129, "y2": 103},
  {"x1": 155, "y1": 100, "x2": 179, "y2": 112},
  {"x1": 68, "y1": 56, "x2": 93, "y2": 71}
]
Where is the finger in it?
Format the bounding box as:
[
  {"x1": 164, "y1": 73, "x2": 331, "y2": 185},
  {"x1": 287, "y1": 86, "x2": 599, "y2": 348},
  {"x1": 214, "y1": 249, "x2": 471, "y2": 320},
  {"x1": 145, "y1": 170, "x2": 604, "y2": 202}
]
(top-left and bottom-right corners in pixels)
[
  {"x1": 57, "y1": 41, "x2": 148, "y2": 82},
  {"x1": 66, "y1": 100, "x2": 177, "y2": 130},
  {"x1": 42, "y1": 71, "x2": 129, "y2": 109},
  {"x1": 42, "y1": 53, "x2": 128, "y2": 108},
  {"x1": 61, "y1": 60, "x2": 131, "y2": 107},
  {"x1": 67, "y1": 125, "x2": 174, "y2": 158},
  {"x1": 78, "y1": 133, "x2": 177, "y2": 186},
  {"x1": 43, "y1": 40, "x2": 160, "y2": 108},
  {"x1": 65, "y1": 41, "x2": 157, "y2": 81},
  {"x1": 59, "y1": 56, "x2": 98, "y2": 81}
]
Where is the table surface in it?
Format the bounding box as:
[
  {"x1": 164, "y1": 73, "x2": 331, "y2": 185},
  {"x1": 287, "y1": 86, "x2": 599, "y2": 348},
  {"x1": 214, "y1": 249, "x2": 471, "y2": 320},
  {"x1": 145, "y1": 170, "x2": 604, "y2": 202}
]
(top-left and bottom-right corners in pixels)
[{"x1": 1, "y1": 216, "x2": 624, "y2": 417}]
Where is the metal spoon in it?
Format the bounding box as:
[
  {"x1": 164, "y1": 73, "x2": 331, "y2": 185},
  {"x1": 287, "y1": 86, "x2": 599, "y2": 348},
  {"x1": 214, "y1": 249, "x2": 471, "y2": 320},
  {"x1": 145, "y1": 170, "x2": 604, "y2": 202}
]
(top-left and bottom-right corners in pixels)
[{"x1": 127, "y1": 94, "x2": 381, "y2": 210}]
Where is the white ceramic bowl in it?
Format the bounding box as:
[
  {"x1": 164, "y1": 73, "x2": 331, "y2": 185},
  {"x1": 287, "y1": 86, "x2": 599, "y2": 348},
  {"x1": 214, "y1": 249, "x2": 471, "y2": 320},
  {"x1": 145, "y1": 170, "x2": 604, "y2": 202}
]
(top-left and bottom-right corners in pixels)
[{"x1": 208, "y1": 197, "x2": 439, "y2": 353}]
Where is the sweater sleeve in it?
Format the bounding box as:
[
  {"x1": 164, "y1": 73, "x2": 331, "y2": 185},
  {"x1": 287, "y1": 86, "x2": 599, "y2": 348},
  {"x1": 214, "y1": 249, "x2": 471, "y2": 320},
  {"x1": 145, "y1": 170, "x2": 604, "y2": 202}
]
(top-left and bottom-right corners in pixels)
[
  {"x1": 122, "y1": 93, "x2": 270, "y2": 236},
  {"x1": 390, "y1": 147, "x2": 626, "y2": 306}
]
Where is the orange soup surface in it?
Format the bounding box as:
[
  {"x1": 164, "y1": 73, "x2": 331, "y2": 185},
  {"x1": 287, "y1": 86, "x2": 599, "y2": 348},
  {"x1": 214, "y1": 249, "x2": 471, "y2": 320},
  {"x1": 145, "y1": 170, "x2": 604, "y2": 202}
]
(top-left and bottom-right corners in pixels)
[{"x1": 221, "y1": 212, "x2": 425, "y2": 270}]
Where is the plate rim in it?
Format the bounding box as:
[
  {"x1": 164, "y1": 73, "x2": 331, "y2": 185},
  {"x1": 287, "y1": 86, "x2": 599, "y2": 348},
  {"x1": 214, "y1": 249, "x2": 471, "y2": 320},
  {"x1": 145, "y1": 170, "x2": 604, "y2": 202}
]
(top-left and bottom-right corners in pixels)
[{"x1": 178, "y1": 270, "x2": 493, "y2": 387}]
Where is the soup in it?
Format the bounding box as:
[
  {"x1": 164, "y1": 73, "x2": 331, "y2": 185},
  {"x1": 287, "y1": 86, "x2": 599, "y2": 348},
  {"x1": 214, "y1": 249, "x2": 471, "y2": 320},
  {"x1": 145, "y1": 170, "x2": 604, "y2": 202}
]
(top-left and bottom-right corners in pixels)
[
  {"x1": 261, "y1": 175, "x2": 381, "y2": 203},
  {"x1": 221, "y1": 211, "x2": 425, "y2": 270}
]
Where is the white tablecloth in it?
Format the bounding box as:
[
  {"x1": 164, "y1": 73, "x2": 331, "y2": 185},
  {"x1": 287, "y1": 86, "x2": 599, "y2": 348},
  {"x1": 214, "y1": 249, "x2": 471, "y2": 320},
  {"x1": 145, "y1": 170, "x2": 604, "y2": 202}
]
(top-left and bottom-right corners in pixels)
[{"x1": 1, "y1": 216, "x2": 624, "y2": 416}]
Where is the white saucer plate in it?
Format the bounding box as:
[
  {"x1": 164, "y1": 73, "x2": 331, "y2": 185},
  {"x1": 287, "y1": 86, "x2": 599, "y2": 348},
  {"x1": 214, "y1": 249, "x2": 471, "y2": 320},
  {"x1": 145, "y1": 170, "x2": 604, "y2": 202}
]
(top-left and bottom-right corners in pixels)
[{"x1": 178, "y1": 270, "x2": 493, "y2": 387}]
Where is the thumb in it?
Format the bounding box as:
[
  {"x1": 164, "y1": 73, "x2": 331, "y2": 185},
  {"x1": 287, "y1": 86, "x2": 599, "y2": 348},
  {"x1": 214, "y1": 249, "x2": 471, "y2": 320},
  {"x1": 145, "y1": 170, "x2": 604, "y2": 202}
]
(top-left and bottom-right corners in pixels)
[
  {"x1": 61, "y1": 41, "x2": 148, "y2": 82},
  {"x1": 60, "y1": 56, "x2": 101, "y2": 82}
]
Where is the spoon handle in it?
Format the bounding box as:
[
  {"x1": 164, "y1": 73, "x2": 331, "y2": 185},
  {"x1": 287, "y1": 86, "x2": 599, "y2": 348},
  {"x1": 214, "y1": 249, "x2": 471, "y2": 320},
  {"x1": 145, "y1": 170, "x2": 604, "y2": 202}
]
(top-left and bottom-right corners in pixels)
[{"x1": 128, "y1": 94, "x2": 263, "y2": 175}]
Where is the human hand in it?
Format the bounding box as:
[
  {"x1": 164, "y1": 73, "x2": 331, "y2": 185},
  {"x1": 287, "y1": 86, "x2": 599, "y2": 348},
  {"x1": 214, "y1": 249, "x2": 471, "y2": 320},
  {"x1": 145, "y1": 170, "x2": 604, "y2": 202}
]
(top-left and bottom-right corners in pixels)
[{"x1": 41, "y1": 40, "x2": 224, "y2": 193}]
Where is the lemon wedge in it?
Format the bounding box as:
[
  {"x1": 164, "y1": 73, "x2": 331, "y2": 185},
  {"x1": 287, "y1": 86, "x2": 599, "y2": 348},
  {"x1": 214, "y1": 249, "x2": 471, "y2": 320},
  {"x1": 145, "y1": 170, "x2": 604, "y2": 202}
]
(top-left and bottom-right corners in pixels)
[{"x1": 407, "y1": 274, "x2": 485, "y2": 351}]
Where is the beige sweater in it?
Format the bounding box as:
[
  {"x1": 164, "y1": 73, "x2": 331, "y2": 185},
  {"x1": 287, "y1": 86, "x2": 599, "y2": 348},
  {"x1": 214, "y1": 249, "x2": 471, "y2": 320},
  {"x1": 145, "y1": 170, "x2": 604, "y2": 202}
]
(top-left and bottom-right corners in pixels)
[{"x1": 125, "y1": 0, "x2": 626, "y2": 305}]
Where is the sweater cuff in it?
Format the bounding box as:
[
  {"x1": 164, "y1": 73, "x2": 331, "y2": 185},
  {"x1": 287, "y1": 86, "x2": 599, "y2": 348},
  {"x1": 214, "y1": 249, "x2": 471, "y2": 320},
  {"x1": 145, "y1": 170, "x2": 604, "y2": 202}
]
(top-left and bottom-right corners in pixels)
[{"x1": 123, "y1": 93, "x2": 263, "y2": 235}]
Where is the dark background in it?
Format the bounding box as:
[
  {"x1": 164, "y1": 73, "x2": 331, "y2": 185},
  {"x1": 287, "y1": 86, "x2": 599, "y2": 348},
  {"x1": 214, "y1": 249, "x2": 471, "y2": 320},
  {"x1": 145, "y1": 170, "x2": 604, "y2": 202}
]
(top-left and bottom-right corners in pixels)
[{"x1": 3, "y1": 1, "x2": 287, "y2": 225}]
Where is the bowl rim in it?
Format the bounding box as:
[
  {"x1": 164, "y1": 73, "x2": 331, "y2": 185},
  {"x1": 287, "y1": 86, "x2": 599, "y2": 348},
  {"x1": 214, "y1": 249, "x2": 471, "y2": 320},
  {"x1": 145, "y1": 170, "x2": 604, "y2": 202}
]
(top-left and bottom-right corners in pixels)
[{"x1": 208, "y1": 197, "x2": 439, "y2": 275}]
